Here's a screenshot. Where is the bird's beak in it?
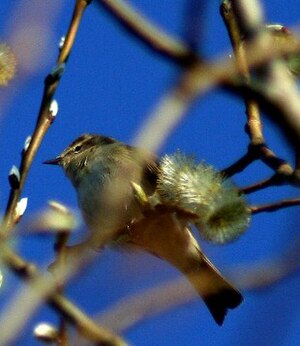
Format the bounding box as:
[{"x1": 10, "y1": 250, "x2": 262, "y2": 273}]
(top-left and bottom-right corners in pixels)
[{"x1": 43, "y1": 157, "x2": 62, "y2": 165}]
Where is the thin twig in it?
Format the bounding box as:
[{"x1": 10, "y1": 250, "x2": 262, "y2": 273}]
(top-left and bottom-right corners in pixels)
[
  {"x1": 240, "y1": 174, "x2": 282, "y2": 194},
  {"x1": 96, "y1": 0, "x2": 198, "y2": 66},
  {"x1": 250, "y1": 198, "x2": 300, "y2": 214},
  {"x1": 54, "y1": 231, "x2": 71, "y2": 346},
  {"x1": 222, "y1": 150, "x2": 256, "y2": 177},
  {"x1": 232, "y1": 0, "x2": 300, "y2": 151},
  {"x1": 220, "y1": 0, "x2": 294, "y2": 177},
  {"x1": 1, "y1": 0, "x2": 91, "y2": 237},
  {"x1": 0, "y1": 242, "x2": 126, "y2": 346},
  {"x1": 97, "y1": 278, "x2": 196, "y2": 334}
]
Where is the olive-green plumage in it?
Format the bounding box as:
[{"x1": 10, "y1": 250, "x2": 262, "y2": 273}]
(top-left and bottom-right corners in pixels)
[{"x1": 45, "y1": 134, "x2": 243, "y2": 325}]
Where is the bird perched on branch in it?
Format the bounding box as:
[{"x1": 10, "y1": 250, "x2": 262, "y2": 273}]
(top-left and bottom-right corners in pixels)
[{"x1": 44, "y1": 134, "x2": 244, "y2": 325}]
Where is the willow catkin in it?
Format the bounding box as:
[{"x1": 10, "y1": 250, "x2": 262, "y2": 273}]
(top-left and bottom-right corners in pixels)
[
  {"x1": 0, "y1": 43, "x2": 17, "y2": 86},
  {"x1": 157, "y1": 152, "x2": 250, "y2": 244}
]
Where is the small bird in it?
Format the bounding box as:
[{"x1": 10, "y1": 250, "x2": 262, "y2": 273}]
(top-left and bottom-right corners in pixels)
[{"x1": 44, "y1": 134, "x2": 243, "y2": 325}]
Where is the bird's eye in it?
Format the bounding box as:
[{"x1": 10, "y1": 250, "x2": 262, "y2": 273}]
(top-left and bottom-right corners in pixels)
[{"x1": 74, "y1": 145, "x2": 82, "y2": 153}]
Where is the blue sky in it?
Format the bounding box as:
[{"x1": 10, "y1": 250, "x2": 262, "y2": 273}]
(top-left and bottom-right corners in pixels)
[{"x1": 0, "y1": 1, "x2": 299, "y2": 345}]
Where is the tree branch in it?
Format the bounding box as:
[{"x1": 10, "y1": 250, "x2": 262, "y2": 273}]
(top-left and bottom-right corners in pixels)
[
  {"x1": 250, "y1": 198, "x2": 300, "y2": 214},
  {"x1": 1, "y1": 0, "x2": 91, "y2": 237},
  {"x1": 96, "y1": 0, "x2": 198, "y2": 66},
  {"x1": 0, "y1": 242, "x2": 126, "y2": 346},
  {"x1": 220, "y1": 0, "x2": 294, "y2": 177}
]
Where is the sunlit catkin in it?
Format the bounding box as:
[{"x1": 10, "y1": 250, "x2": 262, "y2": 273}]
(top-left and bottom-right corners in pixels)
[
  {"x1": 0, "y1": 43, "x2": 17, "y2": 86},
  {"x1": 157, "y1": 152, "x2": 250, "y2": 244}
]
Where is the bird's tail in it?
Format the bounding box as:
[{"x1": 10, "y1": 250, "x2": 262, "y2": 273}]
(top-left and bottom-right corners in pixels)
[
  {"x1": 185, "y1": 251, "x2": 243, "y2": 325},
  {"x1": 123, "y1": 209, "x2": 242, "y2": 325}
]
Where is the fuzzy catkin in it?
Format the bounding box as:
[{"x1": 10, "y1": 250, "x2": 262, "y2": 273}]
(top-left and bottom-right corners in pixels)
[
  {"x1": 157, "y1": 152, "x2": 250, "y2": 244},
  {"x1": 0, "y1": 43, "x2": 17, "y2": 86}
]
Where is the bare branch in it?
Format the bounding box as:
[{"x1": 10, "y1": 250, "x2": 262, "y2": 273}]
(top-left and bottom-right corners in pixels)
[
  {"x1": 96, "y1": 0, "x2": 198, "y2": 66},
  {"x1": 250, "y1": 198, "x2": 300, "y2": 214},
  {"x1": 221, "y1": 1, "x2": 294, "y2": 177},
  {"x1": 240, "y1": 175, "x2": 282, "y2": 194},
  {"x1": 0, "y1": 242, "x2": 127, "y2": 346},
  {"x1": 97, "y1": 278, "x2": 197, "y2": 334},
  {"x1": 1, "y1": 0, "x2": 91, "y2": 237}
]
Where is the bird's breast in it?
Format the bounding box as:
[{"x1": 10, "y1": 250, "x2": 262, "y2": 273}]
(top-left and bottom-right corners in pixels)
[{"x1": 76, "y1": 163, "x2": 142, "y2": 233}]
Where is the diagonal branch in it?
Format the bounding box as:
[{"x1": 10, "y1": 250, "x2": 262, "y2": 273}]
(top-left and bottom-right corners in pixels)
[
  {"x1": 1, "y1": 0, "x2": 92, "y2": 237},
  {"x1": 0, "y1": 242, "x2": 126, "y2": 346},
  {"x1": 250, "y1": 198, "x2": 300, "y2": 214},
  {"x1": 96, "y1": 0, "x2": 198, "y2": 66}
]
